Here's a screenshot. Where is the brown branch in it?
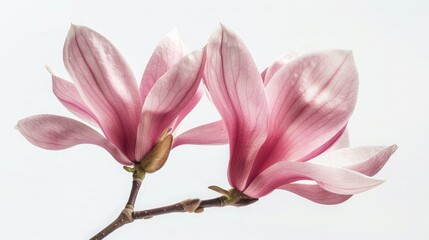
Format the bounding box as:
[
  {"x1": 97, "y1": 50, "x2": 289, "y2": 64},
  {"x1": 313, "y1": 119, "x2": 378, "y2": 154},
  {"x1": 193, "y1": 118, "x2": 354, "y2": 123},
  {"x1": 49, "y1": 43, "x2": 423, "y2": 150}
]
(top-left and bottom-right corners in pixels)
[
  {"x1": 90, "y1": 208, "x2": 133, "y2": 240},
  {"x1": 90, "y1": 178, "x2": 143, "y2": 240},
  {"x1": 89, "y1": 180, "x2": 258, "y2": 239},
  {"x1": 125, "y1": 179, "x2": 142, "y2": 208},
  {"x1": 90, "y1": 197, "x2": 228, "y2": 239},
  {"x1": 133, "y1": 197, "x2": 226, "y2": 219}
]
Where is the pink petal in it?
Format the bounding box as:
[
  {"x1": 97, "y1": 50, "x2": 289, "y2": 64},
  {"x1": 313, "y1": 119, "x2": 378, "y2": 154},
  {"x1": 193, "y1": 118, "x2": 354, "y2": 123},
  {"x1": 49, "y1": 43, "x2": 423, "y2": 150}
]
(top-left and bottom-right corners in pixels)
[
  {"x1": 310, "y1": 145, "x2": 398, "y2": 176},
  {"x1": 51, "y1": 73, "x2": 98, "y2": 126},
  {"x1": 277, "y1": 145, "x2": 397, "y2": 204},
  {"x1": 171, "y1": 83, "x2": 203, "y2": 131},
  {"x1": 204, "y1": 25, "x2": 269, "y2": 191},
  {"x1": 261, "y1": 52, "x2": 298, "y2": 85},
  {"x1": 140, "y1": 29, "x2": 187, "y2": 104},
  {"x1": 244, "y1": 161, "x2": 383, "y2": 198},
  {"x1": 279, "y1": 184, "x2": 352, "y2": 205},
  {"x1": 172, "y1": 120, "x2": 228, "y2": 148},
  {"x1": 63, "y1": 24, "x2": 141, "y2": 159},
  {"x1": 135, "y1": 50, "x2": 204, "y2": 161},
  {"x1": 328, "y1": 128, "x2": 350, "y2": 151},
  {"x1": 17, "y1": 114, "x2": 132, "y2": 165},
  {"x1": 252, "y1": 50, "x2": 359, "y2": 176}
]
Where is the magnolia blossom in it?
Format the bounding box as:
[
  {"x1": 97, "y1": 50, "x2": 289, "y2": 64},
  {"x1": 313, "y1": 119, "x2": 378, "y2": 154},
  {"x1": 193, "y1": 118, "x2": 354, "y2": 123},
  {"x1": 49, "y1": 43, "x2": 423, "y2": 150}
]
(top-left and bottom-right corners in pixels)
[
  {"x1": 204, "y1": 25, "x2": 397, "y2": 204},
  {"x1": 17, "y1": 25, "x2": 225, "y2": 165}
]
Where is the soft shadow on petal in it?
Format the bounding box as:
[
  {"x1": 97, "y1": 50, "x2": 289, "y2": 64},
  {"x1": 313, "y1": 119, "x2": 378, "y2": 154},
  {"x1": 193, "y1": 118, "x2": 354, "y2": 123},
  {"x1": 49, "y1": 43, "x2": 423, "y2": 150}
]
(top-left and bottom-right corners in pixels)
[
  {"x1": 135, "y1": 50, "x2": 204, "y2": 161},
  {"x1": 172, "y1": 120, "x2": 228, "y2": 148},
  {"x1": 140, "y1": 29, "x2": 188, "y2": 104},
  {"x1": 171, "y1": 83, "x2": 204, "y2": 131},
  {"x1": 253, "y1": 50, "x2": 359, "y2": 175},
  {"x1": 204, "y1": 25, "x2": 269, "y2": 190},
  {"x1": 17, "y1": 114, "x2": 132, "y2": 165}
]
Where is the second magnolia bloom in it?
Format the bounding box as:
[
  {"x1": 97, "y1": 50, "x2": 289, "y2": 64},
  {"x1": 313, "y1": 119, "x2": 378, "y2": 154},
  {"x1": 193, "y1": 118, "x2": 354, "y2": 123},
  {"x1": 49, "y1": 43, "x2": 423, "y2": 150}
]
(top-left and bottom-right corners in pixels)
[{"x1": 203, "y1": 25, "x2": 397, "y2": 204}]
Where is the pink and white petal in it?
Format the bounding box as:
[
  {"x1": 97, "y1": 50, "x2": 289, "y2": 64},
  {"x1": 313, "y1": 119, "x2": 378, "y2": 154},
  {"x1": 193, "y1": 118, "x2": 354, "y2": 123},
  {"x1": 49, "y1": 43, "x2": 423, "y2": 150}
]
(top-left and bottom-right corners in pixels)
[
  {"x1": 51, "y1": 74, "x2": 98, "y2": 126},
  {"x1": 272, "y1": 145, "x2": 397, "y2": 203},
  {"x1": 260, "y1": 68, "x2": 267, "y2": 82},
  {"x1": 135, "y1": 50, "x2": 204, "y2": 161},
  {"x1": 347, "y1": 145, "x2": 398, "y2": 176},
  {"x1": 63, "y1": 24, "x2": 141, "y2": 159},
  {"x1": 261, "y1": 52, "x2": 298, "y2": 85},
  {"x1": 204, "y1": 25, "x2": 269, "y2": 190},
  {"x1": 244, "y1": 161, "x2": 383, "y2": 198},
  {"x1": 172, "y1": 120, "x2": 228, "y2": 148},
  {"x1": 279, "y1": 184, "x2": 352, "y2": 205},
  {"x1": 17, "y1": 114, "x2": 132, "y2": 165},
  {"x1": 171, "y1": 83, "x2": 204, "y2": 131},
  {"x1": 259, "y1": 50, "x2": 359, "y2": 170},
  {"x1": 327, "y1": 128, "x2": 350, "y2": 151},
  {"x1": 248, "y1": 124, "x2": 347, "y2": 184},
  {"x1": 140, "y1": 29, "x2": 187, "y2": 103},
  {"x1": 277, "y1": 125, "x2": 348, "y2": 165},
  {"x1": 309, "y1": 145, "x2": 398, "y2": 176}
]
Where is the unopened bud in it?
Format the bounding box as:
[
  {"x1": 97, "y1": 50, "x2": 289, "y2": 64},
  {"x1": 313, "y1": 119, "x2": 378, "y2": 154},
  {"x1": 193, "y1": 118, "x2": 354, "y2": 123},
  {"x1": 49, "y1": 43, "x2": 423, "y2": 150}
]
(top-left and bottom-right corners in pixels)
[{"x1": 139, "y1": 128, "x2": 173, "y2": 173}]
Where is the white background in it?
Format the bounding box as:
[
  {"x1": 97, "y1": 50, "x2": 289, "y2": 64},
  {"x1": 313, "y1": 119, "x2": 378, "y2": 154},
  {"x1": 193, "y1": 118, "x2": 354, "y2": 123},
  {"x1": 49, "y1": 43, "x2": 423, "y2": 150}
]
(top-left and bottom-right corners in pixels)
[{"x1": 1, "y1": 0, "x2": 428, "y2": 239}]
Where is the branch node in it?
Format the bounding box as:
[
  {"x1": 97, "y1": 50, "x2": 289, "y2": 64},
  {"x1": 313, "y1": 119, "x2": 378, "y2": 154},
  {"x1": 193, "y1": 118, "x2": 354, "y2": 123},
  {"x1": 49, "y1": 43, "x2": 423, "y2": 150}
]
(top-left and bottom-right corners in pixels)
[
  {"x1": 181, "y1": 198, "x2": 202, "y2": 213},
  {"x1": 194, "y1": 207, "x2": 204, "y2": 213}
]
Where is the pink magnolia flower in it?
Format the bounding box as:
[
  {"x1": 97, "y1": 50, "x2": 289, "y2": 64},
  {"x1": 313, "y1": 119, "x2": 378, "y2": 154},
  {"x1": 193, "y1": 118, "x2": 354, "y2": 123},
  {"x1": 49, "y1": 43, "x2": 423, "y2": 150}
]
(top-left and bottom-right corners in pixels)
[
  {"x1": 203, "y1": 25, "x2": 397, "y2": 204},
  {"x1": 17, "y1": 25, "x2": 225, "y2": 165}
]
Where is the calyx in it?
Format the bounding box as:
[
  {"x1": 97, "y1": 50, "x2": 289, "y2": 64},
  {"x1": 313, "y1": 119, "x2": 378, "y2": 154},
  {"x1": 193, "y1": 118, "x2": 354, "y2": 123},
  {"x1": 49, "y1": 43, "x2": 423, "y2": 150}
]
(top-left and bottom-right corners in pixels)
[
  {"x1": 124, "y1": 128, "x2": 173, "y2": 179},
  {"x1": 209, "y1": 185, "x2": 258, "y2": 207}
]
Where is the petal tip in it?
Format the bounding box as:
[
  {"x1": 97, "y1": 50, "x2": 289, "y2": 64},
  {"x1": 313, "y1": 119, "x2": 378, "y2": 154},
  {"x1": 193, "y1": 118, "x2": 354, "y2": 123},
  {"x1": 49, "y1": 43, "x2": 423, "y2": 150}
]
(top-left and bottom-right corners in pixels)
[
  {"x1": 69, "y1": 23, "x2": 81, "y2": 30},
  {"x1": 386, "y1": 144, "x2": 399, "y2": 158},
  {"x1": 16, "y1": 118, "x2": 25, "y2": 129},
  {"x1": 323, "y1": 49, "x2": 354, "y2": 60},
  {"x1": 218, "y1": 23, "x2": 234, "y2": 36},
  {"x1": 16, "y1": 118, "x2": 29, "y2": 135},
  {"x1": 65, "y1": 24, "x2": 78, "y2": 47},
  {"x1": 45, "y1": 65, "x2": 56, "y2": 75},
  {"x1": 165, "y1": 28, "x2": 186, "y2": 51},
  {"x1": 68, "y1": 23, "x2": 77, "y2": 33},
  {"x1": 67, "y1": 24, "x2": 86, "y2": 39},
  {"x1": 374, "y1": 178, "x2": 386, "y2": 187},
  {"x1": 339, "y1": 49, "x2": 354, "y2": 60},
  {"x1": 166, "y1": 28, "x2": 180, "y2": 37},
  {"x1": 383, "y1": 144, "x2": 399, "y2": 157}
]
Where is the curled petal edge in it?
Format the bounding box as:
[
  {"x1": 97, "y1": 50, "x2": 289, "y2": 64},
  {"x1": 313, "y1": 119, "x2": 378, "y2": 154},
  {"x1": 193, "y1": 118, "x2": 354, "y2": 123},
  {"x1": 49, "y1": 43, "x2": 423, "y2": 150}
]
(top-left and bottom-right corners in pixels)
[
  {"x1": 277, "y1": 145, "x2": 398, "y2": 204},
  {"x1": 17, "y1": 114, "x2": 132, "y2": 165}
]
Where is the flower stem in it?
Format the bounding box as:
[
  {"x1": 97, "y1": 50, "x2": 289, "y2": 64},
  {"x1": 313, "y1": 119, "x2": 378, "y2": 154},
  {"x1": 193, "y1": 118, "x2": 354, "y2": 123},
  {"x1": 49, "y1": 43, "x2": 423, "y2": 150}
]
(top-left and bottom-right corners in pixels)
[
  {"x1": 90, "y1": 178, "x2": 143, "y2": 240},
  {"x1": 125, "y1": 179, "x2": 142, "y2": 208}
]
